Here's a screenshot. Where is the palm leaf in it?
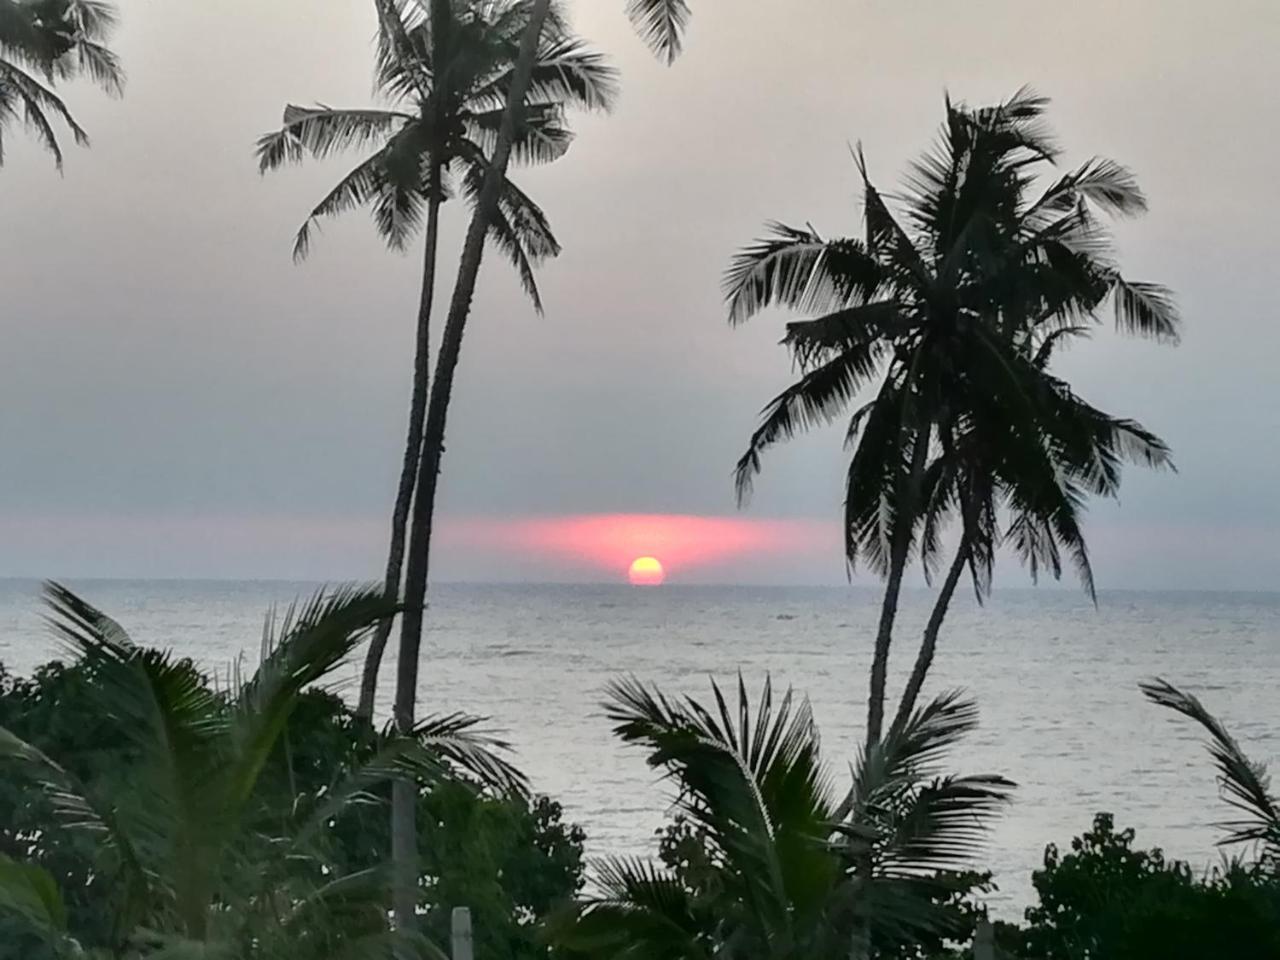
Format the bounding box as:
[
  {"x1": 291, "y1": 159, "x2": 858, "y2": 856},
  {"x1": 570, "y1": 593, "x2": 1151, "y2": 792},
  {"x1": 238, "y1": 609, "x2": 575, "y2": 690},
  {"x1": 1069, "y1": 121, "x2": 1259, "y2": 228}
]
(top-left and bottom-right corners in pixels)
[
  {"x1": 724, "y1": 224, "x2": 881, "y2": 325},
  {"x1": 0, "y1": 853, "x2": 68, "y2": 941},
  {"x1": 255, "y1": 105, "x2": 411, "y2": 171},
  {"x1": 559, "y1": 857, "x2": 709, "y2": 960},
  {"x1": 1110, "y1": 275, "x2": 1181, "y2": 344},
  {"x1": 1142, "y1": 678, "x2": 1280, "y2": 855},
  {"x1": 734, "y1": 339, "x2": 891, "y2": 505},
  {"x1": 624, "y1": 0, "x2": 691, "y2": 64},
  {"x1": 223, "y1": 585, "x2": 393, "y2": 818},
  {"x1": 0, "y1": 59, "x2": 86, "y2": 168}
]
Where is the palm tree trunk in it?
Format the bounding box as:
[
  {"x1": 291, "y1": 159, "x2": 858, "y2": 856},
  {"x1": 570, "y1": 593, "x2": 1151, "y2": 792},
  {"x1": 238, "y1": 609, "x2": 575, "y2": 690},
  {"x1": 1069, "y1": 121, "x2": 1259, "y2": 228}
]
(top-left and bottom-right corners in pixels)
[
  {"x1": 356, "y1": 188, "x2": 442, "y2": 724},
  {"x1": 864, "y1": 424, "x2": 931, "y2": 748},
  {"x1": 390, "y1": 0, "x2": 551, "y2": 934},
  {"x1": 888, "y1": 542, "x2": 967, "y2": 735}
]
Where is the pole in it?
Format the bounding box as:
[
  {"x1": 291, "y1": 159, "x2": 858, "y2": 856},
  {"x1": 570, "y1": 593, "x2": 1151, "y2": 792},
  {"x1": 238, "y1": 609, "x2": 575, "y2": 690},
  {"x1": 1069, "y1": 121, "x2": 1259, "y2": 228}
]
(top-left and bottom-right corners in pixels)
[{"x1": 451, "y1": 907, "x2": 473, "y2": 960}]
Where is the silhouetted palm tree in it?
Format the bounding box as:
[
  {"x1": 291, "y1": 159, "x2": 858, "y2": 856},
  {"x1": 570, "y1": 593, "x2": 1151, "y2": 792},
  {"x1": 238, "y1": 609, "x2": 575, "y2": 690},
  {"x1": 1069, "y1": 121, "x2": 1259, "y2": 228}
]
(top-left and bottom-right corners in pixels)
[
  {"x1": 724, "y1": 89, "x2": 1179, "y2": 747},
  {"x1": 0, "y1": 582, "x2": 522, "y2": 957},
  {"x1": 257, "y1": 0, "x2": 616, "y2": 725},
  {"x1": 553, "y1": 677, "x2": 1011, "y2": 960},
  {"x1": 887, "y1": 320, "x2": 1173, "y2": 733},
  {"x1": 0, "y1": 0, "x2": 122, "y2": 168},
  {"x1": 387, "y1": 0, "x2": 691, "y2": 930}
]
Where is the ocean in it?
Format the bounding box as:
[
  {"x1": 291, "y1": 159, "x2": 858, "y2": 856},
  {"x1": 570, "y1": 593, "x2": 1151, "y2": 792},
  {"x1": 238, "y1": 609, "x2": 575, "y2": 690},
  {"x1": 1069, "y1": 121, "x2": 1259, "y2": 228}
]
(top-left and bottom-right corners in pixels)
[{"x1": 2, "y1": 578, "x2": 1277, "y2": 916}]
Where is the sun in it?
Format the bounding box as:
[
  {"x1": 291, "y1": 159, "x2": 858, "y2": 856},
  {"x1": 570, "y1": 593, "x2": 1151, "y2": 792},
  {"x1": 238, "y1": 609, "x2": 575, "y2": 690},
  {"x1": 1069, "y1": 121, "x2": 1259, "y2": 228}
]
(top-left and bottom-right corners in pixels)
[{"x1": 627, "y1": 556, "x2": 665, "y2": 586}]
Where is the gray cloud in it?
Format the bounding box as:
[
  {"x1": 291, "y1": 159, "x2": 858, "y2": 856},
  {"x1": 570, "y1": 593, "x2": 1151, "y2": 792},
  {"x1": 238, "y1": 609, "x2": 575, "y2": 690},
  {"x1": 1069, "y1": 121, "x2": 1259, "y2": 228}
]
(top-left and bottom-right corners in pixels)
[{"x1": 0, "y1": 0, "x2": 1276, "y2": 588}]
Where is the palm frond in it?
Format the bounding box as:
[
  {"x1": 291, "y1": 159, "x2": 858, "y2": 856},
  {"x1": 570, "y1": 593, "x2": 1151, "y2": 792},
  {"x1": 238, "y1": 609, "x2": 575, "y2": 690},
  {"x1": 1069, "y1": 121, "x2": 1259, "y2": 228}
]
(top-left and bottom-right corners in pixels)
[
  {"x1": 605, "y1": 674, "x2": 835, "y2": 923},
  {"x1": 724, "y1": 224, "x2": 881, "y2": 325},
  {"x1": 287, "y1": 149, "x2": 388, "y2": 262},
  {"x1": 733, "y1": 338, "x2": 891, "y2": 504},
  {"x1": 255, "y1": 106, "x2": 412, "y2": 171},
  {"x1": 464, "y1": 102, "x2": 574, "y2": 167},
  {"x1": 372, "y1": 0, "x2": 430, "y2": 101},
  {"x1": 1142, "y1": 679, "x2": 1280, "y2": 854},
  {"x1": 558, "y1": 857, "x2": 708, "y2": 960},
  {"x1": 1110, "y1": 275, "x2": 1181, "y2": 344},
  {"x1": 0, "y1": 853, "x2": 67, "y2": 941},
  {"x1": 402, "y1": 711, "x2": 527, "y2": 796},
  {"x1": 41, "y1": 582, "x2": 224, "y2": 875},
  {"x1": 0, "y1": 59, "x2": 86, "y2": 168},
  {"x1": 1028, "y1": 156, "x2": 1146, "y2": 221},
  {"x1": 863, "y1": 691, "x2": 981, "y2": 792},
  {"x1": 0, "y1": 724, "x2": 148, "y2": 897},
  {"x1": 782, "y1": 299, "x2": 905, "y2": 366},
  {"x1": 624, "y1": 0, "x2": 691, "y2": 64},
  {"x1": 458, "y1": 149, "x2": 561, "y2": 311},
  {"x1": 874, "y1": 774, "x2": 1014, "y2": 875},
  {"x1": 223, "y1": 585, "x2": 392, "y2": 817},
  {"x1": 477, "y1": 34, "x2": 619, "y2": 112}
]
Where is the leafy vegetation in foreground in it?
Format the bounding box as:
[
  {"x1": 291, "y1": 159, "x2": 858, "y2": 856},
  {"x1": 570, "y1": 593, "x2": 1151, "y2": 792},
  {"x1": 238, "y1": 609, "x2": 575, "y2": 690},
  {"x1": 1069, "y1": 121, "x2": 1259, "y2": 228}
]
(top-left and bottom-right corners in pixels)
[
  {"x1": 999, "y1": 813, "x2": 1280, "y2": 960},
  {"x1": 5, "y1": 590, "x2": 1280, "y2": 959},
  {"x1": 552, "y1": 677, "x2": 1012, "y2": 960},
  {"x1": 0, "y1": 583, "x2": 583, "y2": 960}
]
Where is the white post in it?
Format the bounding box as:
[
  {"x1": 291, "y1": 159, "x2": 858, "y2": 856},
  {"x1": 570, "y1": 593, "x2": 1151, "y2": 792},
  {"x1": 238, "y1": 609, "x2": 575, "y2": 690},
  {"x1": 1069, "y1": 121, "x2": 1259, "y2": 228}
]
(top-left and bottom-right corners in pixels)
[
  {"x1": 451, "y1": 906, "x2": 473, "y2": 960},
  {"x1": 973, "y1": 918, "x2": 995, "y2": 960}
]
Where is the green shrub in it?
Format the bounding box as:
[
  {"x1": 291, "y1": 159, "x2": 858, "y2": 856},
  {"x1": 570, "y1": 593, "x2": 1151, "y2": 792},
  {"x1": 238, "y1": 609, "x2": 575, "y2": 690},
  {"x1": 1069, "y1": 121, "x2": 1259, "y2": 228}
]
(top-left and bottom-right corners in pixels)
[
  {"x1": 0, "y1": 657, "x2": 585, "y2": 960},
  {"x1": 1007, "y1": 813, "x2": 1280, "y2": 960}
]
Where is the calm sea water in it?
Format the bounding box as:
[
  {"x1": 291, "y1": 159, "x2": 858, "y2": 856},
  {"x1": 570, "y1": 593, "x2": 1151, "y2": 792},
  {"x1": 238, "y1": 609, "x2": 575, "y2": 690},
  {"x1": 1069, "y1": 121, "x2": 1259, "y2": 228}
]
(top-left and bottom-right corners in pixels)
[{"x1": 2, "y1": 578, "x2": 1277, "y2": 915}]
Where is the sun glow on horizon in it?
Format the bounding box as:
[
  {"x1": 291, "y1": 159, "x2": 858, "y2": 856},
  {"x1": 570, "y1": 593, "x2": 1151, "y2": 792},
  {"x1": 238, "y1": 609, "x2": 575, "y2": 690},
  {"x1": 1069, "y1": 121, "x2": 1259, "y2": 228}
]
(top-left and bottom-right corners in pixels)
[
  {"x1": 627, "y1": 555, "x2": 665, "y2": 586},
  {"x1": 437, "y1": 513, "x2": 835, "y2": 581}
]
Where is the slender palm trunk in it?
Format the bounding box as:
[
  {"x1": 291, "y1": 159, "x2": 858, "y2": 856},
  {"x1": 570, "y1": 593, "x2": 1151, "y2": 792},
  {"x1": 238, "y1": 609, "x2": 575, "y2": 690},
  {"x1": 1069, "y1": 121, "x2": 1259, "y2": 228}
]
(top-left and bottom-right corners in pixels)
[
  {"x1": 889, "y1": 542, "x2": 967, "y2": 735},
  {"x1": 390, "y1": 0, "x2": 551, "y2": 933},
  {"x1": 356, "y1": 188, "x2": 442, "y2": 724},
  {"x1": 864, "y1": 425, "x2": 931, "y2": 748}
]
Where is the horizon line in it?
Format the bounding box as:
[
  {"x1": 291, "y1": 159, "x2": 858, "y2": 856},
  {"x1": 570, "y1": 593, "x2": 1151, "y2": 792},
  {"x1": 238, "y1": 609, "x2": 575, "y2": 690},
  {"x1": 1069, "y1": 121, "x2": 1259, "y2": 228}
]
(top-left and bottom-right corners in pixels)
[{"x1": 0, "y1": 576, "x2": 1276, "y2": 597}]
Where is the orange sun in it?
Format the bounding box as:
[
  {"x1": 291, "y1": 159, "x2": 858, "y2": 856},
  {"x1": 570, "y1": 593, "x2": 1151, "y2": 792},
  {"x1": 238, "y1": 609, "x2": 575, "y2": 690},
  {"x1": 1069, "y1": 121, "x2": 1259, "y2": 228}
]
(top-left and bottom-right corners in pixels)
[{"x1": 627, "y1": 556, "x2": 665, "y2": 586}]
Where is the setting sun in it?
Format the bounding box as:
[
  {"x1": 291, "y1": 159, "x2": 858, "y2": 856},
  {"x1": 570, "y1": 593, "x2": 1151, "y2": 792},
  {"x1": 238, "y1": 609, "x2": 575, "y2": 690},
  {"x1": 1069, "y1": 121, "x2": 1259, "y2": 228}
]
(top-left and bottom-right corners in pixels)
[{"x1": 627, "y1": 556, "x2": 665, "y2": 586}]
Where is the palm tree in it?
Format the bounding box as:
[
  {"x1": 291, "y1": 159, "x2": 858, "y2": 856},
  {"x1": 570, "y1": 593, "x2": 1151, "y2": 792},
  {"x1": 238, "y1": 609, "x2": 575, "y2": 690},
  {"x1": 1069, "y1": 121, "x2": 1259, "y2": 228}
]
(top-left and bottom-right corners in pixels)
[
  {"x1": 386, "y1": 0, "x2": 692, "y2": 932},
  {"x1": 1142, "y1": 679, "x2": 1280, "y2": 868},
  {"x1": 0, "y1": 582, "x2": 523, "y2": 957},
  {"x1": 552, "y1": 677, "x2": 1012, "y2": 960},
  {"x1": 723, "y1": 88, "x2": 1180, "y2": 747},
  {"x1": 886, "y1": 321, "x2": 1174, "y2": 733},
  {"x1": 257, "y1": 0, "x2": 616, "y2": 725},
  {"x1": 0, "y1": 0, "x2": 122, "y2": 168}
]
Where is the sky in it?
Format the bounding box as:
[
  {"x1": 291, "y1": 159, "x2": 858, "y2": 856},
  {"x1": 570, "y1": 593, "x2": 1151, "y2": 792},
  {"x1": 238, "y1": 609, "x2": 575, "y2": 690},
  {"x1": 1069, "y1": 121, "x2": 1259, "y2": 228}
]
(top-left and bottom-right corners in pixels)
[{"x1": 1, "y1": 0, "x2": 1277, "y2": 589}]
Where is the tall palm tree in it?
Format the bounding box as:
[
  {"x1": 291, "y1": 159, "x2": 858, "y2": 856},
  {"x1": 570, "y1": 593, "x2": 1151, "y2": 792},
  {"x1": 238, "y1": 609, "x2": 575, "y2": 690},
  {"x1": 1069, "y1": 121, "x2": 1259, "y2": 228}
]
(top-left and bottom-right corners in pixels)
[
  {"x1": 386, "y1": 0, "x2": 691, "y2": 931},
  {"x1": 257, "y1": 0, "x2": 616, "y2": 725},
  {"x1": 724, "y1": 89, "x2": 1180, "y2": 747},
  {"x1": 0, "y1": 0, "x2": 122, "y2": 168},
  {"x1": 552, "y1": 676, "x2": 1012, "y2": 960},
  {"x1": 0, "y1": 582, "x2": 523, "y2": 958}
]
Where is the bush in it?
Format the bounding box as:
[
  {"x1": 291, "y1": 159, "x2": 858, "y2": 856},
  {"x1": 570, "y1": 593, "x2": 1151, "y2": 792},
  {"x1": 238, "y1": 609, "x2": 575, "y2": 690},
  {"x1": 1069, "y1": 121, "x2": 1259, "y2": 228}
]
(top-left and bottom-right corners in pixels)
[
  {"x1": 1006, "y1": 813, "x2": 1280, "y2": 960},
  {"x1": 0, "y1": 658, "x2": 585, "y2": 960}
]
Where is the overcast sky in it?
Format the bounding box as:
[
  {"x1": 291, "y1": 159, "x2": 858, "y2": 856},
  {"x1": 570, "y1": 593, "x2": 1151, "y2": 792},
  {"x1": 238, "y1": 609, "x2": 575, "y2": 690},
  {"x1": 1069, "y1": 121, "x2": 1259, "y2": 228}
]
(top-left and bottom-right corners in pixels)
[{"x1": 1, "y1": 0, "x2": 1277, "y2": 588}]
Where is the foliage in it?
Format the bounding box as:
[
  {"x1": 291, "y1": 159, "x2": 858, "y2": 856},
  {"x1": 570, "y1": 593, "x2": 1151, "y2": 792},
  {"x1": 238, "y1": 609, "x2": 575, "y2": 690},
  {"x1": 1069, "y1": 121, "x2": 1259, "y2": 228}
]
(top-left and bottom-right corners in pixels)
[
  {"x1": 552, "y1": 677, "x2": 1011, "y2": 960},
  {"x1": 654, "y1": 815, "x2": 994, "y2": 960},
  {"x1": 1142, "y1": 678, "x2": 1280, "y2": 863},
  {"x1": 1000, "y1": 691, "x2": 1280, "y2": 960},
  {"x1": 0, "y1": 583, "x2": 567, "y2": 959},
  {"x1": 1007, "y1": 814, "x2": 1280, "y2": 960},
  {"x1": 257, "y1": 0, "x2": 616, "y2": 306},
  {"x1": 286, "y1": 690, "x2": 588, "y2": 960},
  {"x1": 725, "y1": 87, "x2": 1177, "y2": 596},
  {"x1": 0, "y1": 0, "x2": 123, "y2": 167}
]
